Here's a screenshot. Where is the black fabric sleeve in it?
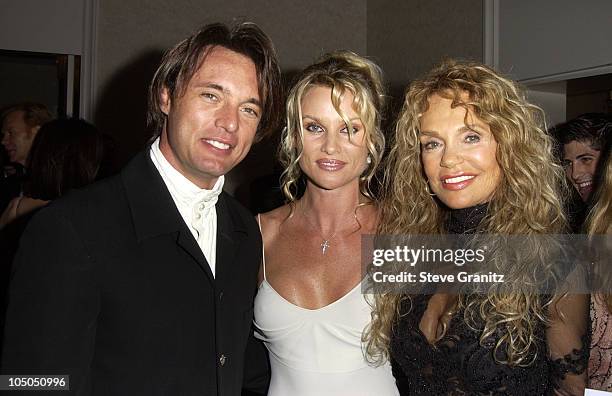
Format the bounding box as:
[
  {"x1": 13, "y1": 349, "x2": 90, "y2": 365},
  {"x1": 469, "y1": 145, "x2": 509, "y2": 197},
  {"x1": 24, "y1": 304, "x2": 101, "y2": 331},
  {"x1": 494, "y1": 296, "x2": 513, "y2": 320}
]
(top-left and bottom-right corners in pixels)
[
  {"x1": 241, "y1": 327, "x2": 270, "y2": 395},
  {"x1": 391, "y1": 356, "x2": 409, "y2": 394},
  {"x1": 1, "y1": 208, "x2": 100, "y2": 395}
]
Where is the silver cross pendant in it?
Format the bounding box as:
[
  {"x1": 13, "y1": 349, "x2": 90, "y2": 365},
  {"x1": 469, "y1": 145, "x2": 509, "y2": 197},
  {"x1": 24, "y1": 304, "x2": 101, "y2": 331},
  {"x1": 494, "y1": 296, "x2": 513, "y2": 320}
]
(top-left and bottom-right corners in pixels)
[{"x1": 321, "y1": 240, "x2": 330, "y2": 254}]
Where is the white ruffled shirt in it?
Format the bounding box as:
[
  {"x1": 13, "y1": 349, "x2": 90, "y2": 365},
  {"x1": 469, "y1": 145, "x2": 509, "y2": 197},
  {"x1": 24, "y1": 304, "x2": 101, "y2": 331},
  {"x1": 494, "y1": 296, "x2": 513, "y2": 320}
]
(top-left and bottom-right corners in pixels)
[{"x1": 150, "y1": 138, "x2": 223, "y2": 277}]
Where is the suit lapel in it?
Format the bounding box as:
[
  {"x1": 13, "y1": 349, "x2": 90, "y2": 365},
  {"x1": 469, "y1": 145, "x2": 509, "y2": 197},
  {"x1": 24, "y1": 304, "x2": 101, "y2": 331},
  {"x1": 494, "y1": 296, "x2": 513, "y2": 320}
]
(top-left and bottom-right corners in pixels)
[
  {"x1": 121, "y1": 150, "x2": 214, "y2": 283},
  {"x1": 176, "y1": 228, "x2": 215, "y2": 283},
  {"x1": 122, "y1": 150, "x2": 182, "y2": 240},
  {"x1": 215, "y1": 193, "x2": 247, "y2": 287}
]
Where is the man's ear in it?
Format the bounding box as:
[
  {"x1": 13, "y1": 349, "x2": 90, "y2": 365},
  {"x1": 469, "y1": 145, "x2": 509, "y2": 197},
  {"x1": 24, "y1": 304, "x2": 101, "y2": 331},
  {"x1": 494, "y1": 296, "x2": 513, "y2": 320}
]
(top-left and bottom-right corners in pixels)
[{"x1": 160, "y1": 87, "x2": 171, "y2": 115}]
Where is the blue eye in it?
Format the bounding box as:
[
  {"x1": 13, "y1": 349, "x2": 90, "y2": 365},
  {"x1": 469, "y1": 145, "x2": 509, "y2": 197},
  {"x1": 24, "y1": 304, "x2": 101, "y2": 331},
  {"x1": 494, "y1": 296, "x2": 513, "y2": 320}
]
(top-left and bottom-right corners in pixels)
[
  {"x1": 465, "y1": 134, "x2": 480, "y2": 143},
  {"x1": 422, "y1": 141, "x2": 441, "y2": 151},
  {"x1": 305, "y1": 123, "x2": 324, "y2": 133}
]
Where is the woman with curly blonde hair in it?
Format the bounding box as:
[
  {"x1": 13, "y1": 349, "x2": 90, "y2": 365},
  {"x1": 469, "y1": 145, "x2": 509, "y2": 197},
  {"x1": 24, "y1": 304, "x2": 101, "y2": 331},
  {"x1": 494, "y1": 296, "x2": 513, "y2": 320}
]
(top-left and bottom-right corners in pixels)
[
  {"x1": 254, "y1": 51, "x2": 398, "y2": 395},
  {"x1": 365, "y1": 59, "x2": 590, "y2": 394},
  {"x1": 587, "y1": 139, "x2": 612, "y2": 391}
]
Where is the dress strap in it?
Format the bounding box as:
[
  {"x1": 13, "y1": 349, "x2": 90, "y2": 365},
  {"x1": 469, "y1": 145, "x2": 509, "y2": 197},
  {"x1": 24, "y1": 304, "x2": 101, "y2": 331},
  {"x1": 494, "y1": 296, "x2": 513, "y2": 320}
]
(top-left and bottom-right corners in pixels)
[{"x1": 257, "y1": 214, "x2": 267, "y2": 281}]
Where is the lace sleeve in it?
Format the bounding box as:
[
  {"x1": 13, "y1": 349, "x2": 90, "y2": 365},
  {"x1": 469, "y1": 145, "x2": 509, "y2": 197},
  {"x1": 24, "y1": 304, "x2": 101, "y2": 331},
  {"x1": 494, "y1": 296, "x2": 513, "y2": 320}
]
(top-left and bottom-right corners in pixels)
[
  {"x1": 589, "y1": 295, "x2": 612, "y2": 391},
  {"x1": 547, "y1": 291, "x2": 590, "y2": 396},
  {"x1": 391, "y1": 356, "x2": 410, "y2": 394}
]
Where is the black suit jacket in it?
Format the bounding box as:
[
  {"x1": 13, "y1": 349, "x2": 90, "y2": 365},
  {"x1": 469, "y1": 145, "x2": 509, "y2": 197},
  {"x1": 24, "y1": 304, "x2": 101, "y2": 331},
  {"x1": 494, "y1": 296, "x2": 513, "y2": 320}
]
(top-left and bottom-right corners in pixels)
[{"x1": 1, "y1": 151, "x2": 267, "y2": 395}]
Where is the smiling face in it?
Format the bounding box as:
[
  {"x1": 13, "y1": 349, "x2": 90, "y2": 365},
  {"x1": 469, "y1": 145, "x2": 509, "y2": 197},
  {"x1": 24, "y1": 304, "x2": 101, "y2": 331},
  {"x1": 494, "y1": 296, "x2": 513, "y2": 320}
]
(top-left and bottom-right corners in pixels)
[
  {"x1": 562, "y1": 140, "x2": 601, "y2": 202},
  {"x1": 298, "y1": 85, "x2": 369, "y2": 192},
  {"x1": 419, "y1": 93, "x2": 502, "y2": 209},
  {"x1": 159, "y1": 46, "x2": 261, "y2": 189}
]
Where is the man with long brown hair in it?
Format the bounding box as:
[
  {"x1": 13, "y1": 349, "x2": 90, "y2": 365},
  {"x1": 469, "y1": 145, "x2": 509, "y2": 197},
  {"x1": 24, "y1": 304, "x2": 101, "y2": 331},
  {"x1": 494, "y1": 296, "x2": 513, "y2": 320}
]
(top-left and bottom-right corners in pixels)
[{"x1": 1, "y1": 22, "x2": 282, "y2": 395}]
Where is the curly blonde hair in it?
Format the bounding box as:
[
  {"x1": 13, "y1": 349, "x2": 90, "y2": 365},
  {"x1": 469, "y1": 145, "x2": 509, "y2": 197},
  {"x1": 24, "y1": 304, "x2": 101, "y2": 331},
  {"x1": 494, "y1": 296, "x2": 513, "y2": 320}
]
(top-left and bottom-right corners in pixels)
[
  {"x1": 364, "y1": 59, "x2": 568, "y2": 366},
  {"x1": 279, "y1": 50, "x2": 386, "y2": 202},
  {"x1": 587, "y1": 141, "x2": 612, "y2": 310}
]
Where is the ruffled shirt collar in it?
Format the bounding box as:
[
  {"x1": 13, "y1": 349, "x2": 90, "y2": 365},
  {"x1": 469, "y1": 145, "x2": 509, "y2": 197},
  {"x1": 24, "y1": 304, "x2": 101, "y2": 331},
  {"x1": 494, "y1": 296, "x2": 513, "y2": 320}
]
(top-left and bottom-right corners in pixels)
[
  {"x1": 150, "y1": 137, "x2": 224, "y2": 211},
  {"x1": 149, "y1": 137, "x2": 223, "y2": 276}
]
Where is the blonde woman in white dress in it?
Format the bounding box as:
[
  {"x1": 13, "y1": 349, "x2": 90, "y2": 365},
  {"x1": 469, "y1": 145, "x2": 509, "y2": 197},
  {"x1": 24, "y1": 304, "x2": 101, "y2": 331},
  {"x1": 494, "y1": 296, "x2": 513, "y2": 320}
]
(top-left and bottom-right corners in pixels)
[{"x1": 254, "y1": 51, "x2": 399, "y2": 395}]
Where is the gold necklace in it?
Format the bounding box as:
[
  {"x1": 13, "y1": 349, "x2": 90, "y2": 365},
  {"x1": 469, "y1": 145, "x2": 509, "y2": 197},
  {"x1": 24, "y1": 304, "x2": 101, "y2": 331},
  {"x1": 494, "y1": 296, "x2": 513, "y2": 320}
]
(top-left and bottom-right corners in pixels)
[{"x1": 300, "y1": 203, "x2": 358, "y2": 255}]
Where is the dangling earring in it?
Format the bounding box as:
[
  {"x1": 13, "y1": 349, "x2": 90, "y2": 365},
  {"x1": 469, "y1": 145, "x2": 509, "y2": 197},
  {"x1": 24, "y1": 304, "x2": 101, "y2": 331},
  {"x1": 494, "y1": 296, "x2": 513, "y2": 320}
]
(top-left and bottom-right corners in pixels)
[
  {"x1": 366, "y1": 155, "x2": 372, "y2": 165},
  {"x1": 425, "y1": 181, "x2": 436, "y2": 196}
]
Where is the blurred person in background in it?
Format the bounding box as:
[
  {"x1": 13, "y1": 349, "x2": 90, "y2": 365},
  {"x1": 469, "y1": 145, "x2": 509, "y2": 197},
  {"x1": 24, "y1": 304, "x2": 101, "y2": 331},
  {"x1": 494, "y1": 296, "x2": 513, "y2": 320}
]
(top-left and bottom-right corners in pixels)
[
  {"x1": 551, "y1": 113, "x2": 611, "y2": 231},
  {"x1": 0, "y1": 118, "x2": 105, "y2": 355},
  {"x1": 0, "y1": 103, "x2": 52, "y2": 213},
  {"x1": 0, "y1": 118, "x2": 105, "y2": 231},
  {"x1": 586, "y1": 138, "x2": 612, "y2": 391}
]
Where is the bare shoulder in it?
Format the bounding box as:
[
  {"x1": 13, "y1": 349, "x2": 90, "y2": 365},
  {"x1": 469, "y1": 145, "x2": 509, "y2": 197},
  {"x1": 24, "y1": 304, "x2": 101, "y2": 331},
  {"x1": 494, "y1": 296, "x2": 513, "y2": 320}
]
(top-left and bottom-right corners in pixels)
[{"x1": 258, "y1": 204, "x2": 293, "y2": 241}]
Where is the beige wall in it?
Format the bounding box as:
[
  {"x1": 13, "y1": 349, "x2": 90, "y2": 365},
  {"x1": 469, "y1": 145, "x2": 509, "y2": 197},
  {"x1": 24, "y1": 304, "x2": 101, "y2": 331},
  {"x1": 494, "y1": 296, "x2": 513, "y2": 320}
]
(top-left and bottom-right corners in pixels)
[
  {"x1": 93, "y1": 0, "x2": 483, "y2": 204},
  {"x1": 94, "y1": 0, "x2": 368, "y2": 198},
  {"x1": 96, "y1": 0, "x2": 368, "y2": 91},
  {"x1": 0, "y1": 1, "x2": 485, "y2": 206},
  {"x1": 367, "y1": 0, "x2": 483, "y2": 98}
]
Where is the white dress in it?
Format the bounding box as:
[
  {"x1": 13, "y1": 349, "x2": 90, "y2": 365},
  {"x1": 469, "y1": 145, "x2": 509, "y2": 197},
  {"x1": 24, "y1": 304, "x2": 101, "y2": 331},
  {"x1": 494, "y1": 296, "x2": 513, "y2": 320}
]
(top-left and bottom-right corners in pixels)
[{"x1": 253, "y1": 217, "x2": 399, "y2": 396}]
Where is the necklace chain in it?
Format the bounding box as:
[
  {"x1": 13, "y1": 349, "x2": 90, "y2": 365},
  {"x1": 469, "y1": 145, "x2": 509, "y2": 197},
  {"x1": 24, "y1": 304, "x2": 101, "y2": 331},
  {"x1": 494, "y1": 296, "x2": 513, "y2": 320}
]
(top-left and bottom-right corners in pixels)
[{"x1": 299, "y1": 202, "x2": 358, "y2": 255}]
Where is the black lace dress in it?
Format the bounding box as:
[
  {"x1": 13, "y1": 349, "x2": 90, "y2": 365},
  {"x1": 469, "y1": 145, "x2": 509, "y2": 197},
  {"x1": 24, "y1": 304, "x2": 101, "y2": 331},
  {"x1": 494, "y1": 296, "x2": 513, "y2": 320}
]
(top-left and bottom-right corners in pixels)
[{"x1": 389, "y1": 205, "x2": 590, "y2": 395}]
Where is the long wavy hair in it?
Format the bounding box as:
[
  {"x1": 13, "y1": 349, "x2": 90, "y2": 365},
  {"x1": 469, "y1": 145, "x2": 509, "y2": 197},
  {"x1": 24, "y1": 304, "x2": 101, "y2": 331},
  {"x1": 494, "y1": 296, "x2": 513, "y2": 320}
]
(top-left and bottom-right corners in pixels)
[
  {"x1": 364, "y1": 59, "x2": 568, "y2": 366},
  {"x1": 279, "y1": 50, "x2": 386, "y2": 203},
  {"x1": 587, "y1": 139, "x2": 612, "y2": 310}
]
